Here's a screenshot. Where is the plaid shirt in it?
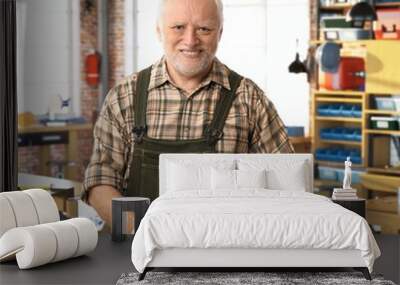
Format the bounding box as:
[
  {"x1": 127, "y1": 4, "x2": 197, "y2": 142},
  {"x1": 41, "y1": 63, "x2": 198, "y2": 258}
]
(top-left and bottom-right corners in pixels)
[{"x1": 83, "y1": 57, "x2": 294, "y2": 197}]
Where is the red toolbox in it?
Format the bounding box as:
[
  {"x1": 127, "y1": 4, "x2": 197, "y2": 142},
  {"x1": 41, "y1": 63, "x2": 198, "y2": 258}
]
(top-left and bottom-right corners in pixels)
[
  {"x1": 374, "y1": 8, "x2": 400, "y2": 40},
  {"x1": 319, "y1": 57, "x2": 365, "y2": 91}
]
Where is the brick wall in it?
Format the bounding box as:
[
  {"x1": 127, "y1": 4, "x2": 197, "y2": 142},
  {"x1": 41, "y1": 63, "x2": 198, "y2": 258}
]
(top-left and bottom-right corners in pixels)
[
  {"x1": 80, "y1": 0, "x2": 99, "y2": 123},
  {"x1": 108, "y1": 0, "x2": 126, "y2": 89},
  {"x1": 18, "y1": 147, "x2": 41, "y2": 175},
  {"x1": 310, "y1": 0, "x2": 318, "y2": 41},
  {"x1": 18, "y1": 0, "x2": 126, "y2": 183}
]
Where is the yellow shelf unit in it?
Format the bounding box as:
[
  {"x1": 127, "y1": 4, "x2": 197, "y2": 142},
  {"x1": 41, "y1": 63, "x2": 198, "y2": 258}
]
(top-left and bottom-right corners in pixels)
[
  {"x1": 365, "y1": 129, "x2": 400, "y2": 136},
  {"x1": 315, "y1": 116, "x2": 363, "y2": 123},
  {"x1": 319, "y1": 139, "x2": 362, "y2": 146},
  {"x1": 312, "y1": 41, "x2": 400, "y2": 94},
  {"x1": 313, "y1": 90, "x2": 366, "y2": 96},
  {"x1": 320, "y1": 3, "x2": 352, "y2": 10},
  {"x1": 311, "y1": 90, "x2": 368, "y2": 168},
  {"x1": 316, "y1": 160, "x2": 364, "y2": 169},
  {"x1": 364, "y1": 41, "x2": 400, "y2": 94},
  {"x1": 310, "y1": 39, "x2": 374, "y2": 45},
  {"x1": 313, "y1": 2, "x2": 400, "y2": 234},
  {"x1": 364, "y1": 110, "x2": 400, "y2": 116},
  {"x1": 319, "y1": 1, "x2": 400, "y2": 11},
  {"x1": 316, "y1": 97, "x2": 363, "y2": 104},
  {"x1": 364, "y1": 93, "x2": 400, "y2": 137},
  {"x1": 375, "y1": 2, "x2": 400, "y2": 7}
]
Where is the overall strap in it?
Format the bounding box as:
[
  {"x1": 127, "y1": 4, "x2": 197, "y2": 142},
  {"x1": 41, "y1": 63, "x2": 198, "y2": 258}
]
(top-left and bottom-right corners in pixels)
[
  {"x1": 133, "y1": 66, "x2": 152, "y2": 143},
  {"x1": 206, "y1": 70, "x2": 243, "y2": 145}
]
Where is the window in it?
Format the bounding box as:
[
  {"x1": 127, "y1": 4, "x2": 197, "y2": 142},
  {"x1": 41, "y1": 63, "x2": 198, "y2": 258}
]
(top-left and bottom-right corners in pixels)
[{"x1": 126, "y1": 0, "x2": 310, "y2": 131}]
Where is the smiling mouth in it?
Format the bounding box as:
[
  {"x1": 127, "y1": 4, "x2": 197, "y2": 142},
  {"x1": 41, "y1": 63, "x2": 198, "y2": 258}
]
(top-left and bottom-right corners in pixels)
[{"x1": 180, "y1": 50, "x2": 202, "y2": 57}]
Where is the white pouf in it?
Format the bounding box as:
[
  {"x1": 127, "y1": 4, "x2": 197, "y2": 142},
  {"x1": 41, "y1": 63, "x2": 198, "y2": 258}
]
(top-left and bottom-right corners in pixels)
[{"x1": 0, "y1": 218, "x2": 98, "y2": 269}]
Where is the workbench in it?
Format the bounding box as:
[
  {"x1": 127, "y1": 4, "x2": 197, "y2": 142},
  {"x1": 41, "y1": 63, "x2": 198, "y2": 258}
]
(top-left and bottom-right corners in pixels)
[{"x1": 18, "y1": 123, "x2": 92, "y2": 181}]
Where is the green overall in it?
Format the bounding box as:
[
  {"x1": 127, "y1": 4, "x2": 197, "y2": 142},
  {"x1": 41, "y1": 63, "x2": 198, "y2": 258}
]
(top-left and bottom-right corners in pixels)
[{"x1": 125, "y1": 66, "x2": 243, "y2": 201}]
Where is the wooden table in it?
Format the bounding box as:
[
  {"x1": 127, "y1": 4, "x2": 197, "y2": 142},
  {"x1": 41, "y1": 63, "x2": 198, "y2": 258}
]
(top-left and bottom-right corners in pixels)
[
  {"x1": 289, "y1": 136, "x2": 311, "y2": 153},
  {"x1": 332, "y1": 198, "x2": 366, "y2": 218},
  {"x1": 18, "y1": 123, "x2": 92, "y2": 181}
]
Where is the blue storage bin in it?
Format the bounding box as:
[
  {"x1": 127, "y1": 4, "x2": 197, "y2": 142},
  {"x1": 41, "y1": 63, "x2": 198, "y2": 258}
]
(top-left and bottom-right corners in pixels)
[
  {"x1": 316, "y1": 148, "x2": 329, "y2": 161},
  {"x1": 342, "y1": 128, "x2": 354, "y2": 141},
  {"x1": 286, "y1": 126, "x2": 304, "y2": 137},
  {"x1": 352, "y1": 105, "x2": 362, "y2": 118},
  {"x1": 325, "y1": 148, "x2": 338, "y2": 161},
  {"x1": 341, "y1": 104, "x2": 362, "y2": 118},
  {"x1": 341, "y1": 105, "x2": 353, "y2": 117},
  {"x1": 320, "y1": 128, "x2": 332, "y2": 140},
  {"x1": 343, "y1": 128, "x2": 362, "y2": 141},
  {"x1": 321, "y1": 128, "x2": 342, "y2": 140},
  {"x1": 329, "y1": 104, "x2": 343, "y2": 117},
  {"x1": 331, "y1": 128, "x2": 346, "y2": 140},
  {"x1": 320, "y1": 127, "x2": 361, "y2": 142},
  {"x1": 352, "y1": 129, "x2": 362, "y2": 141},
  {"x1": 316, "y1": 148, "x2": 362, "y2": 164},
  {"x1": 349, "y1": 150, "x2": 362, "y2": 164},
  {"x1": 318, "y1": 166, "x2": 338, "y2": 181},
  {"x1": 336, "y1": 149, "x2": 348, "y2": 162},
  {"x1": 318, "y1": 104, "x2": 362, "y2": 118},
  {"x1": 317, "y1": 104, "x2": 332, "y2": 116}
]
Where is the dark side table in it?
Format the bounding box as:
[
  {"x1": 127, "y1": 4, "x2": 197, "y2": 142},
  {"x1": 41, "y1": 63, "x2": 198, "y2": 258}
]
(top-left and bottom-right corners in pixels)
[
  {"x1": 112, "y1": 197, "x2": 150, "y2": 242},
  {"x1": 332, "y1": 198, "x2": 366, "y2": 218}
]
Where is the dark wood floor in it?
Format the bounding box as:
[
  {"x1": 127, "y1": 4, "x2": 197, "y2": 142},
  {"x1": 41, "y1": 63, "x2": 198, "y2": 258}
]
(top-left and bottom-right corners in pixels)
[
  {"x1": 373, "y1": 234, "x2": 400, "y2": 284},
  {"x1": 0, "y1": 233, "x2": 398, "y2": 284}
]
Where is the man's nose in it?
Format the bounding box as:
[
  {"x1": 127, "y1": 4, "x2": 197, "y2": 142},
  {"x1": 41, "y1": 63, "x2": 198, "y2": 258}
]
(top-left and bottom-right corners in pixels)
[{"x1": 182, "y1": 27, "x2": 199, "y2": 46}]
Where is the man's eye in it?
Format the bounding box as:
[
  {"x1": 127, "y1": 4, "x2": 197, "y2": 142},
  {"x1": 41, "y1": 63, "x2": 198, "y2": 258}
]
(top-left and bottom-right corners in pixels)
[
  {"x1": 199, "y1": 27, "x2": 211, "y2": 33},
  {"x1": 173, "y1": 25, "x2": 184, "y2": 30}
]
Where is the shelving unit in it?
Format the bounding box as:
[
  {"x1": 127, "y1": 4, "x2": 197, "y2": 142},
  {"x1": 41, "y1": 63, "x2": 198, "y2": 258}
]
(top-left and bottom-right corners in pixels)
[
  {"x1": 320, "y1": 139, "x2": 362, "y2": 145},
  {"x1": 312, "y1": 1, "x2": 400, "y2": 233},
  {"x1": 365, "y1": 110, "x2": 400, "y2": 115},
  {"x1": 315, "y1": 160, "x2": 364, "y2": 168},
  {"x1": 365, "y1": 129, "x2": 400, "y2": 135},
  {"x1": 311, "y1": 89, "x2": 368, "y2": 167},
  {"x1": 320, "y1": 1, "x2": 400, "y2": 11}
]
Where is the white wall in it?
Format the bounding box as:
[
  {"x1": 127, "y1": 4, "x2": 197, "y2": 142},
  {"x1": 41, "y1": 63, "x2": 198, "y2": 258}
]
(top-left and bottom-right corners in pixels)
[
  {"x1": 217, "y1": 0, "x2": 268, "y2": 92},
  {"x1": 127, "y1": 0, "x2": 163, "y2": 73},
  {"x1": 16, "y1": 0, "x2": 80, "y2": 116},
  {"x1": 265, "y1": 0, "x2": 310, "y2": 131},
  {"x1": 124, "y1": 0, "x2": 135, "y2": 76},
  {"x1": 125, "y1": 0, "x2": 310, "y2": 132}
]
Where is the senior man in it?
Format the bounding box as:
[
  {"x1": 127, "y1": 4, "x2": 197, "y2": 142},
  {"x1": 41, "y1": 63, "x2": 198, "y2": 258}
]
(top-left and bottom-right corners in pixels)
[{"x1": 83, "y1": 0, "x2": 294, "y2": 226}]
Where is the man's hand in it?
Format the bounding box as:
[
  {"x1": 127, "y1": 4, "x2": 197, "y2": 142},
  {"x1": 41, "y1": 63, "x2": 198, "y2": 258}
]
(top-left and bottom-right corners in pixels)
[{"x1": 87, "y1": 185, "x2": 122, "y2": 227}]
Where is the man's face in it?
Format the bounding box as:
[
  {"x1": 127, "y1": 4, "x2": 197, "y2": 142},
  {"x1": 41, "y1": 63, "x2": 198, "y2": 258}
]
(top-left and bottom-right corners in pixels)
[{"x1": 157, "y1": 0, "x2": 222, "y2": 79}]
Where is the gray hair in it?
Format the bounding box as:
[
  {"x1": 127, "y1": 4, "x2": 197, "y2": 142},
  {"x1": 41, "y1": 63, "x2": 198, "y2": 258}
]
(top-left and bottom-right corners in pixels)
[{"x1": 157, "y1": 0, "x2": 224, "y2": 29}]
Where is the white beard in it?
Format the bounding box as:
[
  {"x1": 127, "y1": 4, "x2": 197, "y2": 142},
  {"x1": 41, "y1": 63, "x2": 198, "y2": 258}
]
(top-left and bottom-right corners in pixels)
[{"x1": 167, "y1": 52, "x2": 213, "y2": 78}]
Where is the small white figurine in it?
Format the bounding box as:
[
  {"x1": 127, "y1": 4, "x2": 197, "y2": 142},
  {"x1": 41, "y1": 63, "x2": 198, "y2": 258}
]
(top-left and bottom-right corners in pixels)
[{"x1": 343, "y1": 156, "x2": 352, "y2": 190}]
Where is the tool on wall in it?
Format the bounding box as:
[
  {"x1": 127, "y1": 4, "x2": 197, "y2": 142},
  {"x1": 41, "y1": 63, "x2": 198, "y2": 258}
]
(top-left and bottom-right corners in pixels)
[
  {"x1": 289, "y1": 41, "x2": 341, "y2": 76},
  {"x1": 346, "y1": 1, "x2": 377, "y2": 29},
  {"x1": 288, "y1": 39, "x2": 318, "y2": 85},
  {"x1": 288, "y1": 39, "x2": 307, "y2": 74},
  {"x1": 85, "y1": 49, "x2": 101, "y2": 88}
]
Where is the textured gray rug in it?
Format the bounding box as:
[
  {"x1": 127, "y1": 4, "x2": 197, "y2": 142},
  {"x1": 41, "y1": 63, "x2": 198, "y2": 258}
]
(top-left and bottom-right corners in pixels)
[{"x1": 116, "y1": 272, "x2": 395, "y2": 285}]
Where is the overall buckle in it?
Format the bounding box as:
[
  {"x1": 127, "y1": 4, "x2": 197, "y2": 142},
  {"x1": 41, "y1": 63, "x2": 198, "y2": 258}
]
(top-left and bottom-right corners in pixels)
[
  {"x1": 205, "y1": 127, "x2": 224, "y2": 145},
  {"x1": 133, "y1": 126, "x2": 147, "y2": 143}
]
